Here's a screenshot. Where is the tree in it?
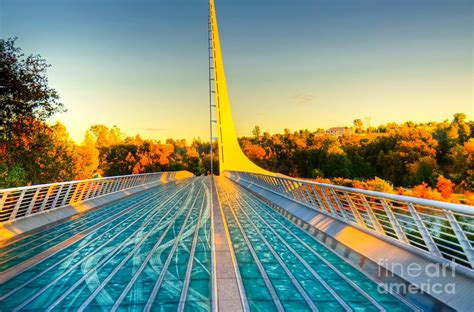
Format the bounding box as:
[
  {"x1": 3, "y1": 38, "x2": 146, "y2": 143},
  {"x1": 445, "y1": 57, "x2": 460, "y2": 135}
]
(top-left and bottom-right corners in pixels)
[
  {"x1": 437, "y1": 176, "x2": 455, "y2": 199},
  {"x1": 1, "y1": 38, "x2": 67, "y2": 186},
  {"x1": 0, "y1": 38, "x2": 64, "y2": 140},
  {"x1": 89, "y1": 125, "x2": 123, "y2": 148},
  {"x1": 366, "y1": 177, "x2": 393, "y2": 193},
  {"x1": 74, "y1": 131, "x2": 100, "y2": 179},
  {"x1": 1, "y1": 118, "x2": 75, "y2": 186},
  {"x1": 323, "y1": 154, "x2": 351, "y2": 178},
  {"x1": 252, "y1": 125, "x2": 262, "y2": 141},
  {"x1": 452, "y1": 113, "x2": 471, "y2": 143},
  {"x1": 353, "y1": 119, "x2": 364, "y2": 133}
]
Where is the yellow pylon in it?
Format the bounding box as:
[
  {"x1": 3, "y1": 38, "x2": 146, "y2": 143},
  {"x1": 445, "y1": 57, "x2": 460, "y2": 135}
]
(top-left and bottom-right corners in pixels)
[{"x1": 209, "y1": 0, "x2": 276, "y2": 176}]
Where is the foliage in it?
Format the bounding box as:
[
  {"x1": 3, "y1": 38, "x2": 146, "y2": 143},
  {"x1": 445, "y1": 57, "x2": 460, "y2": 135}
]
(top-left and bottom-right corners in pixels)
[
  {"x1": 0, "y1": 38, "x2": 72, "y2": 187},
  {"x1": 239, "y1": 114, "x2": 473, "y2": 195},
  {"x1": 436, "y1": 176, "x2": 455, "y2": 199},
  {"x1": 1, "y1": 118, "x2": 76, "y2": 187},
  {"x1": 0, "y1": 38, "x2": 64, "y2": 140}
]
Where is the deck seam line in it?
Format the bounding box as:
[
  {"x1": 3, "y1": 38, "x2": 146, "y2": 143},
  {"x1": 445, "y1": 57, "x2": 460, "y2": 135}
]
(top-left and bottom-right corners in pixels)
[
  {"x1": 0, "y1": 185, "x2": 174, "y2": 284},
  {"x1": 12, "y1": 182, "x2": 191, "y2": 311},
  {"x1": 0, "y1": 184, "x2": 178, "y2": 265},
  {"x1": 143, "y1": 183, "x2": 205, "y2": 311},
  {"x1": 236, "y1": 178, "x2": 421, "y2": 312},
  {"x1": 177, "y1": 180, "x2": 209, "y2": 311},
  {"x1": 0, "y1": 182, "x2": 187, "y2": 299},
  {"x1": 240, "y1": 192, "x2": 382, "y2": 310},
  {"x1": 217, "y1": 182, "x2": 284, "y2": 312},
  {"x1": 69, "y1": 182, "x2": 200, "y2": 312},
  {"x1": 225, "y1": 186, "x2": 320, "y2": 311}
]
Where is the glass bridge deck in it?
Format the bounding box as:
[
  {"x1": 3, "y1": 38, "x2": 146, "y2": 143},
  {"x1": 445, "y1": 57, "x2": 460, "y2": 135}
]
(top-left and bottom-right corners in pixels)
[{"x1": 0, "y1": 177, "x2": 415, "y2": 311}]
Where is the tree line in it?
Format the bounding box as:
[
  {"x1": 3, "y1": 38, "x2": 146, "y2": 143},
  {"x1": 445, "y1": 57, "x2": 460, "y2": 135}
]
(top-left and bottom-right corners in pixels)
[
  {"x1": 241, "y1": 115, "x2": 473, "y2": 204},
  {"x1": 1, "y1": 38, "x2": 472, "y2": 205}
]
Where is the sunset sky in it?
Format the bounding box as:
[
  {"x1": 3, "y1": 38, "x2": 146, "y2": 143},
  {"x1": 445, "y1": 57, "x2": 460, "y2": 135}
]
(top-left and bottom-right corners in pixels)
[{"x1": 2, "y1": 0, "x2": 472, "y2": 143}]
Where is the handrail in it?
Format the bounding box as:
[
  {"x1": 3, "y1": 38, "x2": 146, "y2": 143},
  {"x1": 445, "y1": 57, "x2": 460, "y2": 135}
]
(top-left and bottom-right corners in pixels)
[
  {"x1": 0, "y1": 171, "x2": 193, "y2": 223},
  {"x1": 275, "y1": 174, "x2": 474, "y2": 214},
  {"x1": 226, "y1": 170, "x2": 474, "y2": 270},
  {"x1": 0, "y1": 172, "x2": 164, "y2": 193}
]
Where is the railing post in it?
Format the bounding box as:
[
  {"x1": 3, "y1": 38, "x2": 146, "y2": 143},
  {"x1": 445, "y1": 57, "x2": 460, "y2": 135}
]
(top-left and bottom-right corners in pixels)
[
  {"x1": 310, "y1": 185, "x2": 327, "y2": 212},
  {"x1": 78, "y1": 182, "x2": 88, "y2": 202},
  {"x1": 292, "y1": 181, "x2": 305, "y2": 204},
  {"x1": 359, "y1": 195, "x2": 385, "y2": 234},
  {"x1": 128, "y1": 176, "x2": 135, "y2": 189},
  {"x1": 329, "y1": 188, "x2": 350, "y2": 221},
  {"x1": 122, "y1": 177, "x2": 130, "y2": 189},
  {"x1": 274, "y1": 178, "x2": 283, "y2": 193},
  {"x1": 266, "y1": 176, "x2": 274, "y2": 190},
  {"x1": 380, "y1": 198, "x2": 409, "y2": 243},
  {"x1": 105, "y1": 179, "x2": 115, "y2": 194},
  {"x1": 0, "y1": 191, "x2": 10, "y2": 212},
  {"x1": 129, "y1": 176, "x2": 136, "y2": 188},
  {"x1": 91, "y1": 181, "x2": 101, "y2": 198},
  {"x1": 296, "y1": 181, "x2": 309, "y2": 204},
  {"x1": 279, "y1": 179, "x2": 289, "y2": 195},
  {"x1": 61, "y1": 184, "x2": 74, "y2": 206},
  {"x1": 291, "y1": 181, "x2": 304, "y2": 203},
  {"x1": 282, "y1": 179, "x2": 293, "y2": 198},
  {"x1": 10, "y1": 189, "x2": 27, "y2": 220},
  {"x1": 84, "y1": 181, "x2": 95, "y2": 199},
  {"x1": 40, "y1": 185, "x2": 55, "y2": 212},
  {"x1": 320, "y1": 187, "x2": 338, "y2": 216},
  {"x1": 276, "y1": 178, "x2": 286, "y2": 194},
  {"x1": 406, "y1": 203, "x2": 442, "y2": 257},
  {"x1": 343, "y1": 192, "x2": 365, "y2": 226},
  {"x1": 302, "y1": 184, "x2": 318, "y2": 208},
  {"x1": 125, "y1": 176, "x2": 132, "y2": 189},
  {"x1": 300, "y1": 183, "x2": 313, "y2": 206},
  {"x1": 51, "y1": 184, "x2": 64, "y2": 210},
  {"x1": 269, "y1": 176, "x2": 278, "y2": 191},
  {"x1": 444, "y1": 210, "x2": 474, "y2": 268},
  {"x1": 114, "y1": 178, "x2": 123, "y2": 191},
  {"x1": 26, "y1": 188, "x2": 41, "y2": 217},
  {"x1": 111, "y1": 179, "x2": 121, "y2": 192}
]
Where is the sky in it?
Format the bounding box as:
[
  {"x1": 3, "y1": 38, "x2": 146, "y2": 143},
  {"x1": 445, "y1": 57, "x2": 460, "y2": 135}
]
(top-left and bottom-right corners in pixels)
[{"x1": 1, "y1": 0, "x2": 472, "y2": 143}]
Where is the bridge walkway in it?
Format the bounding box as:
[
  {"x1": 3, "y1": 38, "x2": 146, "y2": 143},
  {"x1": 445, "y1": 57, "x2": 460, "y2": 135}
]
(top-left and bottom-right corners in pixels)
[{"x1": 0, "y1": 176, "x2": 415, "y2": 311}]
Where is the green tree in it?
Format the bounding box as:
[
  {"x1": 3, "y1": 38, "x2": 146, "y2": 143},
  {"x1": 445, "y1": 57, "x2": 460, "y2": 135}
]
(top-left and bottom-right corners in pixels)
[
  {"x1": 0, "y1": 37, "x2": 64, "y2": 140},
  {"x1": 1, "y1": 38, "x2": 68, "y2": 187},
  {"x1": 323, "y1": 154, "x2": 351, "y2": 178},
  {"x1": 252, "y1": 125, "x2": 262, "y2": 142}
]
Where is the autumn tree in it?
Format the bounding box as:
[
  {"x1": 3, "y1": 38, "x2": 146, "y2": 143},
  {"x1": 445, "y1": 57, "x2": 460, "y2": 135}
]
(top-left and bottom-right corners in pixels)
[
  {"x1": 89, "y1": 125, "x2": 123, "y2": 148},
  {"x1": 0, "y1": 38, "x2": 69, "y2": 187},
  {"x1": 353, "y1": 119, "x2": 364, "y2": 133},
  {"x1": 0, "y1": 38, "x2": 64, "y2": 140},
  {"x1": 74, "y1": 131, "x2": 100, "y2": 179},
  {"x1": 437, "y1": 176, "x2": 455, "y2": 199}
]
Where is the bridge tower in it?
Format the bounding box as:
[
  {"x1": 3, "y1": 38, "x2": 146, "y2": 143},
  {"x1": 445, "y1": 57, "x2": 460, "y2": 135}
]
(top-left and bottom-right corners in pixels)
[{"x1": 209, "y1": 0, "x2": 275, "y2": 176}]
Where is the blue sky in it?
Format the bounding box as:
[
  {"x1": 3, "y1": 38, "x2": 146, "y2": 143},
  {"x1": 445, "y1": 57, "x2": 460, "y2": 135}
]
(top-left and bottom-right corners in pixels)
[{"x1": 1, "y1": 0, "x2": 472, "y2": 142}]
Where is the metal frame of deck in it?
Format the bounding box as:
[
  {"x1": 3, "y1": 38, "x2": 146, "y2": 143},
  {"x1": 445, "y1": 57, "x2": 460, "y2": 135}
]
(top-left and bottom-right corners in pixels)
[
  {"x1": 226, "y1": 171, "x2": 473, "y2": 311},
  {"x1": 225, "y1": 171, "x2": 474, "y2": 272}
]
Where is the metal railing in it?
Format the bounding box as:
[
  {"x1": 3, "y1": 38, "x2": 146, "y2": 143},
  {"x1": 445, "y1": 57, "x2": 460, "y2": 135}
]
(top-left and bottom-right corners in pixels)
[
  {"x1": 0, "y1": 171, "x2": 192, "y2": 223},
  {"x1": 226, "y1": 171, "x2": 474, "y2": 270}
]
